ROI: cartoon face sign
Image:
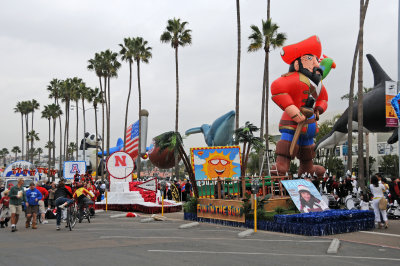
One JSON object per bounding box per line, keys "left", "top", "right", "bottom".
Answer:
{"left": 202, "top": 151, "right": 236, "bottom": 179}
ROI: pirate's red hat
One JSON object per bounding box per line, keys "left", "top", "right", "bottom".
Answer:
{"left": 280, "top": 35, "right": 322, "bottom": 64}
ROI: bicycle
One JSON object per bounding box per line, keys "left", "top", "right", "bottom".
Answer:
{"left": 66, "top": 201, "right": 78, "bottom": 231}
{"left": 78, "top": 204, "right": 91, "bottom": 224}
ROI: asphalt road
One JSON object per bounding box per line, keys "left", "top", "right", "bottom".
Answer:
{"left": 1, "top": 211, "right": 400, "bottom": 266}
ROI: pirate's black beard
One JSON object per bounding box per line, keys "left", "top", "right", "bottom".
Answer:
{"left": 299, "top": 65, "right": 323, "bottom": 85}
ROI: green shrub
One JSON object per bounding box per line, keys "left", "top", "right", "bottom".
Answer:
{"left": 274, "top": 207, "right": 285, "bottom": 214}
{"left": 183, "top": 197, "right": 198, "bottom": 213}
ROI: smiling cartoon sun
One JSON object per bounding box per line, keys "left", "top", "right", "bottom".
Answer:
{"left": 201, "top": 151, "right": 236, "bottom": 179}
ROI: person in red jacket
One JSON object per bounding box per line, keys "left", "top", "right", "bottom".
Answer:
{"left": 271, "top": 35, "right": 328, "bottom": 177}
{"left": 36, "top": 182, "right": 49, "bottom": 224}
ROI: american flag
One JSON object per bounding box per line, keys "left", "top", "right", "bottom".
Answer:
{"left": 125, "top": 120, "right": 139, "bottom": 158}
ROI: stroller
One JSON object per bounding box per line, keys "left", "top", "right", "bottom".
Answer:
{"left": 387, "top": 200, "right": 400, "bottom": 219}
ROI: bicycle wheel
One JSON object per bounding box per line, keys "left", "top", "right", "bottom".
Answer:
{"left": 67, "top": 207, "right": 72, "bottom": 231}
{"left": 86, "top": 208, "right": 91, "bottom": 223}
{"left": 69, "top": 204, "right": 78, "bottom": 229}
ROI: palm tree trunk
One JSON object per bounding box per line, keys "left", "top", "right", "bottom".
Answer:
{"left": 100, "top": 77, "right": 106, "bottom": 181}
{"left": 95, "top": 106, "right": 99, "bottom": 181}
{"left": 82, "top": 99, "right": 87, "bottom": 161}
{"left": 31, "top": 112, "right": 34, "bottom": 135}
{"left": 124, "top": 61, "right": 133, "bottom": 151}
{"left": 14, "top": 152, "right": 17, "bottom": 162}
{"left": 258, "top": 52, "right": 267, "bottom": 172}
{"left": 48, "top": 119, "right": 51, "bottom": 177}
{"left": 264, "top": 50, "right": 270, "bottom": 176}
{"left": 59, "top": 109, "right": 62, "bottom": 176}
{"left": 357, "top": 0, "right": 369, "bottom": 193}
{"left": 235, "top": 0, "right": 241, "bottom": 131}
{"left": 21, "top": 114, "right": 24, "bottom": 160}
{"left": 75, "top": 99, "right": 79, "bottom": 161}
{"left": 53, "top": 117, "right": 57, "bottom": 182}
{"left": 267, "top": 0, "right": 270, "bottom": 18}
{"left": 25, "top": 114, "right": 29, "bottom": 161}
{"left": 107, "top": 77, "right": 111, "bottom": 160}
{"left": 64, "top": 103, "right": 68, "bottom": 161}
{"left": 174, "top": 47, "right": 180, "bottom": 180}
{"left": 137, "top": 60, "right": 142, "bottom": 180}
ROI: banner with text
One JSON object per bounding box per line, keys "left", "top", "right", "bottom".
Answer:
{"left": 386, "top": 81, "right": 398, "bottom": 127}
{"left": 197, "top": 198, "right": 244, "bottom": 222}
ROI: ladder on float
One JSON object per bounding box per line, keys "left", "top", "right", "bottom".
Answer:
{"left": 259, "top": 149, "right": 278, "bottom": 177}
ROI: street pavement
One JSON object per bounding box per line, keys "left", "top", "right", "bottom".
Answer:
{"left": 0, "top": 211, "right": 400, "bottom": 266}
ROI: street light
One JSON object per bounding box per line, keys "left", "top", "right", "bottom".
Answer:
{"left": 70, "top": 105, "right": 97, "bottom": 163}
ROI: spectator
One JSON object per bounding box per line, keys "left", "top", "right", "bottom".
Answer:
{"left": 48, "top": 182, "right": 57, "bottom": 208}
{"left": 8, "top": 178, "right": 27, "bottom": 232}
{"left": 370, "top": 175, "right": 388, "bottom": 229}
{"left": 36, "top": 181, "right": 49, "bottom": 224}
{"left": 54, "top": 181, "right": 73, "bottom": 231}
{"left": 185, "top": 180, "right": 192, "bottom": 200}
{"left": 25, "top": 182, "right": 43, "bottom": 229}
{"left": 389, "top": 177, "right": 400, "bottom": 204}
{"left": 0, "top": 190, "right": 10, "bottom": 228}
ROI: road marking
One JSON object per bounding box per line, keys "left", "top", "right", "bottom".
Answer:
{"left": 99, "top": 236, "right": 330, "bottom": 243}
{"left": 147, "top": 250, "right": 400, "bottom": 262}
{"left": 76, "top": 228, "right": 238, "bottom": 233}
{"left": 359, "top": 231, "right": 400, "bottom": 238}
{"left": 326, "top": 238, "right": 340, "bottom": 254}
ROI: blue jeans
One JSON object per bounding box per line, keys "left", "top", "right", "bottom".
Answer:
{"left": 55, "top": 198, "right": 74, "bottom": 226}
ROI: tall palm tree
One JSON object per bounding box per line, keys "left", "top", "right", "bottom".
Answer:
{"left": 42, "top": 105, "right": 52, "bottom": 171}
{"left": 47, "top": 78, "right": 63, "bottom": 171}
{"left": 27, "top": 130, "right": 39, "bottom": 158}
{"left": 29, "top": 99, "right": 40, "bottom": 132}
{"left": 121, "top": 37, "right": 152, "bottom": 179}
{"left": 70, "top": 77, "right": 83, "bottom": 160}
{"left": 81, "top": 84, "right": 93, "bottom": 160}
{"left": 11, "top": 146, "right": 21, "bottom": 161}
{"left": 61, "top": 78, "right": 74, "bottom": 161}
{"left": 14, "top": 102, "right": 25, "bottom": 160}
{"left": 21, "top": 101, "right": 31, "bottom": 161}
{"left": 235, "top": 0, "right": 241, "bottom": 131}
{"left": 356, "top": 0, "right": 369, "bottom": 192}
{"left": 36, "top": 147, "right": 43, "bottom": 162}
{"left": 347, "top": 0, "right": 369, "bottom": 175}
{"left": 90, "top": 87, "right": 103, "bottom": 179}
{"left": 0, "top": 148, "right": 9, "bottom": 167}
{"left": 160, "top": 17, "right": 192, "bottom": 179}
{"left": 248, "top": 18, "right": 286, "bottom": 175}
{"left": 48, "top": 103, "right": 62, "bottom": 175}
{"left": 88, "top": 53, "right": 107, "bottom": 180}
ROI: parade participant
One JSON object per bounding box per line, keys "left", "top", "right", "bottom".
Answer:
{"left": 73, "top": 183, "right": 94, "bottom": 222}
{"left": 25, "top": 182, "right": 43, "bottom": 229}
{"left": 54, "top": 181, "right": 73, "bottom": 231}
{"left": 0, "top": 190, "right": 10, "bottom": 228}
{"left": 271, "top": 35, "right": 328, "bottom": 177}
{"left": 36, "top": 181, "right": 49, "bottom": 224}
{"left": 48, "top": 182, "right": 57, "bottom": 208}
{"left": 298, "top": 185, "right": 329, "bottom": 213}
{"left": 370, "top": 175, "right": 388, "bottom": 229}
{"left": 8, "top": 178, "right": 27, "bottom": 232}
{"left": 74, "top": 171, "right": 80, "bottom": 183}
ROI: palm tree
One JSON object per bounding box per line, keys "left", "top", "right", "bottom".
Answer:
{"left": 27, "top": 130, "right": 39, "bottom": 159}
{"left": 48, "top": 103, "right": 62, "bottom": 174}
{"left": 36, "top": 147, "right": 43, "bottom": 162}
{"left": 0, "top": 148, "right": 9, "bottom": 167}
{"left": 160, "top": 17, "right": 192, "bottom": 179}
{"left": 29, "top": 99, "right": 40, "bottom": 132}
{"left": 235, "top": 0, "right": 241, "bottom": 131}
{"left": 121, "top": 37, "right": 152, "bottom": 179}
{"left": 153, "top": 131, "right": 198, "bottom": 198}
{"left": 11, "top": 146, "right": 21, "bottom": 161}
{"left": 61, "top": 78, "right": 74, "bottom": 161}
{"left": 88, "top": 53, "right": 107, "bottom": 180}
{"left": 90, "top": 87, "right": 103, "bottom": 179}
{"left": 14, "top": 102, "right": 25, "bottom": 160}
{"left": 42, "top": 105, "right": 52, "bottom": 171}
{"left": 81, "top": 84, "right": 92, "bottom": 160}
{"left": 47, "top": 78, "right": 64, "bottom": 172}
{"left": 356, "top": 0, "right": 369, "bottom": 192}
{"left": 248, "top": 18, "right": 286, "bottom": 175}
{"left": 347, "top": 0, "right": 369, "bottom": 177}
{"left": 100, "top": 50, "right": 121, "bottom": 158}
{"left": 234, "top": 122, "right": 264, "bottom": 176}
{"left": 21, "top": 101, "right": 31, "bottom": 161}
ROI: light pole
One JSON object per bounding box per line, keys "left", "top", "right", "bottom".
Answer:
{"left": 71, "top": 105, "right": 96, "bottom": 163}
{"left": 251, "top": 178, "right": 260, "bottom": 232}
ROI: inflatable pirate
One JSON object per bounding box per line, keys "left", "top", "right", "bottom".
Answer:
{"left": 271, "top": 35, "right": 329, "bottom": 177}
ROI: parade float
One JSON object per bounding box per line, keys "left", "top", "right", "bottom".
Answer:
{"left": 93, "top": 111, "right": 182, "bottom": 214}
{"left": 182, "top": 36, "right": 375, "bottom": 236}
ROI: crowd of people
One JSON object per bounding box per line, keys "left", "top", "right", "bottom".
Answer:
{"left": 0, "top": 171, "right": 104, "bottom": 232}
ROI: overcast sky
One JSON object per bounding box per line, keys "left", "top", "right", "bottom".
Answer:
{"left": 0, "top": 0, "right": 398, "bottom": 158}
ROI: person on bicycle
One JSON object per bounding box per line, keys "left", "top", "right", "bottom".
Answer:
{"left": 73, "top": 183, "right": 94, "bottom": 222}
{"left": 54, "top": 181, "right": 73, "bottom": 231}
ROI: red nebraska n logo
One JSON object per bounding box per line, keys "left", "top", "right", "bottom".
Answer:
{"left": 115, "top": 155, "right": 127, "bottom": 167}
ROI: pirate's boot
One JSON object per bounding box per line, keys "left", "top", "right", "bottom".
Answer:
{"left": 275, "top": 140, "right": 299, "bottom": 176}
{"left": 297, "top": 144, "right": 325, "bottom": 177}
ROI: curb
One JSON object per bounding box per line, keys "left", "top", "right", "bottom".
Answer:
{"left": 238, "top": 229, "right": 254, "bottom": 238}
{"left": 327, "top": 238, "right": 340, "bottom": 254}
{"left": 179, "top": 222, "right": 200, "bottom": 229}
